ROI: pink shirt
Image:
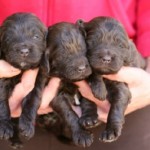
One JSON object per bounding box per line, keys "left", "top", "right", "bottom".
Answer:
{"left": 0, "top": 0, "right": 150, "bottom": 57}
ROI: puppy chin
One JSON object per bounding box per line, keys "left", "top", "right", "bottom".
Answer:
{"left": 19, "top": 62, "right": 31, "bottom": 70}
{"left": 66, "top": 70, "right": 92, "bottom": 81}
{"left": 67, "top": 74, "right": 91, "bottom": 82}
{"left": 67, "top": 78, "right": 85, "bottom": 82}
{"left": 9, "top": 61, "right": 31, "bottom": 70}
{"left": 20, "top": 62, "right": 27, "bottom": 68}
{"left": 71, "top": 77, "right": 88, "bottom": 82}
{"left": 94, "top": 67, "right": 121, "bottom": 74}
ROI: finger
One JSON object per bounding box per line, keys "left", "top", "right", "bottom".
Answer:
{"left": 37, "top": 107, "right": 53, "bottom": 115}
{"left": 0, "top": 60, "right": 21, "bottom": 78}
{"left": 97, "top": 106, "right": 108, "bottom": 123}
{"left": 75, "top": 80, "right": 101, "bottom": 104}
{"left": 103, "top": 66, "right": 150, "bottom": 85}
{"left": 75, "top": 80, "right": 110, "bottom": 111}
{"left": 11, "top": 107, "right": 22, "bottom": 118}
{"left": 9, "top": 82, "right": 26, "bottom": 114}
{"left": 39, "top": 77, "right": 61, "bottom": 109}
{"left": 9, "top": 68, "right": 39, "bottom": 116}
{"left": 20, "top": 68, "right": 39, "bottom": 90}
{"left": 72, "top": 103, "right": 109, "bottom": 123}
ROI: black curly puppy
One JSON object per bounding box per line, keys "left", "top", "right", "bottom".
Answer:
{"left": 77, "top": 17, "right": 146, "bottom": 142}
{"left": 0, "top": 12, "right": 47, "bottom": 147}
{"left": 20, "top": 22, "right": 100, "bottom": 147}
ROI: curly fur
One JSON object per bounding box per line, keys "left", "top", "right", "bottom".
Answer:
{"left": 0, "top": 12, "right": 47, "bottom": 148}
{"left": 19, "top": 22, "right": 99, "bottom": 147}
{"left": 77, "top": 16, "right": 146, "bottom": 142}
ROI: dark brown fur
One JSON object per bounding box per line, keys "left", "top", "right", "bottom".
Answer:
{"left": 19, "top": 22, "right": 99, "bottom": 147}
{"left": 77, "top": 16, "right": 146, "bottom": 142}
{"left": 0, "top": 12, "right": 47, "bottom": 148}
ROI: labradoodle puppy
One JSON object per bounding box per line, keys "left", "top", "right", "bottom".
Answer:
{"left": 0, "top": 12, "right": 47, "bottom": 147}
{"left": 20, "top": 22, "right": 100, "bottom": 147}
{"left": 76, "top": 16, "right": 146, "bottom": 142}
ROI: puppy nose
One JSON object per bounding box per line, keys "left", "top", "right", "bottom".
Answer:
{"left": 101, "top": 56, "right": 111, "bottom": 63}
{"left": 20, "top": 48, "right": 29, "bottom": 57}
{"left": 78, "top": 65, "right": 86, "bottom": 72}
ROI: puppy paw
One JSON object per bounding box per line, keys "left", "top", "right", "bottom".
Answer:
{"left": 19, "top": 115, "right": 35, "bottom": 139}
{"left": 100, "top": 125, "right": 122, "bottom": 142}
{"left": 0, "top": 120, "right": 13, "bottom": 140}
{"left": 88, "top": 75, "right": 107, "bottom": 100}
{"left": 91, "top": 84, "right": 107, "bottom": 100}
{"left": 10, "top": 140, "right": 23, "bottom": 149}
{"left": 72, "top": 129, "right": 94, "bottom": 147}
{"left": 79, "top": 115, "right": 100, "bottom": 129}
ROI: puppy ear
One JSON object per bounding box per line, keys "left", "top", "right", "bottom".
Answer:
{"left": 76, "top": 19, "right": 85, "bottom": 28}
{"left": 40, "top": 48, "right": 50, "bottom": 75}
{"left": 44, "top": 29, "right": 48, "bottom": 41}
{"left": 124, "top": 40, "right": 146, "bottom": 68}
{"left": 128, "top": 40, "right": 137, "bottom": 51}
{"left": 76, "top": 19, "right": 87, "bottom": 37}
{"left": 123, "top": 40, "right": 135, "bottom": 65}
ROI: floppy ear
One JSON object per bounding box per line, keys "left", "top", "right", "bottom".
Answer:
{"left": 76, "top": 19, "right": 85, "bottom": 28}
{"left": 76, "top": 19, "right": 87, "bottom": 37}
{"left": 40, "top": 48, "right": 50, "bottom": 76}
{"left": 123, "top": 40, "right": 136, "bottom": 65}
{"left": 124, "top": 40, "right": 146, "bottom": 68}
{"left": 44, "top": 29, "right": 48, "bottom": 41}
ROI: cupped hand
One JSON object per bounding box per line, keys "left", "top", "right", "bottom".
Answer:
{"left": 8, "top": 65, "right": 150, "bottom": 124}
{"left": 9, "top": 68, "right": 61, "bottom": 117}
{"left": 0, "top": 57, "right": 61, "bottom": 117}
{"left": 9, "top": 68, "right": 39, "bottom": 117}
{"left": 75, "top": 67, "right": 150, "bottom": 122}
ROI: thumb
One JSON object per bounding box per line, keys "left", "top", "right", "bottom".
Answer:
{"left": 103, "top": 67, "right": 149, "bottom": 85}
{"left": 40, "top": 77, "right": 61, "bottom": 109}
{"left": 0, "top": 60, "right": 21, "bottom": 78}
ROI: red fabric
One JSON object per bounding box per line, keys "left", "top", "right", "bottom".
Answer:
{"left": 0, "top": 0, "right": 150, "bottom": 57}
{"left": 0, "top": 0, "right": 48, "bottom": 25}
{"left": 136, "top": 0, "right": 150, "bottom": 57}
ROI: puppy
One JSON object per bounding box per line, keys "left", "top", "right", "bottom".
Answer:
{"left": 20, "top": 22, "right": 99, "bottom": 147}
{"left": 77, "top": 17, "right": 146, "bottom": 142}
{"left": 0, "top": 12, "right": 47, "bottom": 147}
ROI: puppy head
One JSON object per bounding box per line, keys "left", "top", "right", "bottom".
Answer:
{"left": 0, "top": 12, "right": 47, "bottom": 70}
{"left": 46, "top": 22, "right": 92, "bottom": 81}
{"left": 77, "top": 17, "right": 132, "bottom": 74}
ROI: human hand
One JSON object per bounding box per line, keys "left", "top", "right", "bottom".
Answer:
{"left": 75, "top": 66, "right": 150, "bottom": 122}
{"left": 0, "top": 52, "right": 60, "bottom": 117}
{"left": 9, "top": 68, "right": 61, "bottom": 117}
{"left": 9, "top": 65, "right": 150, "bottom": 124}
{"left": 9, "top": 68, "right": 39, "bottom": 117}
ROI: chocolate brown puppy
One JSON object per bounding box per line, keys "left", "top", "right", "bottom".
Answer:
{"left": 0, "top": 12, "right": 47, "bottom": 147}
{"left": 77, "top": 17, "right": 146, "bottom": 142}
{"left": 21, "top": 22, "right": 99, "bottom": 147}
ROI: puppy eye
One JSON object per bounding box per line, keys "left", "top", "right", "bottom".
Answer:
{"left": 33, "top": 35, "right": 40, "bottom": 40}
